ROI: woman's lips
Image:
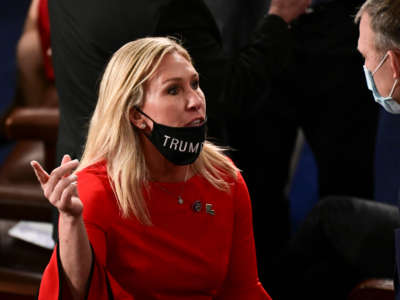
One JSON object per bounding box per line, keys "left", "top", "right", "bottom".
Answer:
{"left": 186, "top": 117, "right": 205, "bottom": 127}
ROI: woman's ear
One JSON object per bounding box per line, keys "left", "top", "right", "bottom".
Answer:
{"left": 129, "top": 107, "right": 146, "bottom": 129}
{"left": 388, "top": 50, "right": 400, "bottom": 79}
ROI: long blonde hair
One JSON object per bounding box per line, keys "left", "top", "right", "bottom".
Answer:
{"left": 77, "top": 37, "right": 238, "bottom": 225}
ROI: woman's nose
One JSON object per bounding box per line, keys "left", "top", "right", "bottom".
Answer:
{"left": 186, "top": 90, "right": 204, "bottom": 111}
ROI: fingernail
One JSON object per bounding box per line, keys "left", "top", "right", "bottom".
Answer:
{"left": 69, "top": 174, "right": 78, "bottom": 181}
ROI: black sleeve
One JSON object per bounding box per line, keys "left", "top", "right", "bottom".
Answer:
{"left": 156, "top": 0, "right": 293, "bottom": 124}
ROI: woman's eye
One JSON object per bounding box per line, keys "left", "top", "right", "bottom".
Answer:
{"left": 191, "top": 79, "right": 199, "bottom": 90}
{"left": 167, "top": 86, "right": 179, "bottom": 95}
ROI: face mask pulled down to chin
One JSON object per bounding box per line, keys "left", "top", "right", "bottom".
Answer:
{"left": 135, "top": 108, "right": 207, "bottom": 165}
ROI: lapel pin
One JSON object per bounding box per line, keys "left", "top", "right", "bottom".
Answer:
{"left": 192, "top": 200, "right": 202, "bottom": 213}
{"left": 206, "top": 203, "right": 215, "bottom": 216}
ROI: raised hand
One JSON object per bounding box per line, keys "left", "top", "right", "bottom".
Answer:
{"left": 33, "top": 155, "right": 93, "bottom": 299}
{"left": 31, "top": 154, "right": 83, "bottom": 218}
{"left": 269, "top": 0, "right": 312, "bottom": 23}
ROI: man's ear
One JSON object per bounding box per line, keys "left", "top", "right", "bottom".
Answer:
{"left": 388, "top": 50, "right": 400, "bottom": 79}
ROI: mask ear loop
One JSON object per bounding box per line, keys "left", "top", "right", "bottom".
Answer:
{"left": 389, "top": 78, "right": 399, "bottom": 97}
{"left": 134, "top": 107, "right": 152, "bottom": 121}
{"left": 134, "top": 106, "right": 157, "bottom": 126}
{"left": 372, "top": 52, "right": 389, "bottom": 75}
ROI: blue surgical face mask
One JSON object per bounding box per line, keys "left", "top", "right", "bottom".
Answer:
{"left": 363, "top": 53, "right": 400, "bottom": 114}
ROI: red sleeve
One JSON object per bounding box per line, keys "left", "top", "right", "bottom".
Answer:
{"left": 38, "top": 240, "right": 134, "bottom": 300}
{"left": 38, "top": 168, "right": 134, "bottom": 300}
{"left": 215, "top": 172, "right": 272, "bottom": 300}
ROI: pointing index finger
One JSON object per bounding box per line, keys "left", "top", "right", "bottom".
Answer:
{"left": 30, "top": 160, "right": 50, "bottom": 185}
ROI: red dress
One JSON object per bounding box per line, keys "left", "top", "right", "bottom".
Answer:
{"left": 38, "top": 161, "right": 271, "bottom": 299}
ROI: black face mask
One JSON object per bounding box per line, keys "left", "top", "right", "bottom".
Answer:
{"left": 135, "top": 108, "right": 207, "bottom": 165}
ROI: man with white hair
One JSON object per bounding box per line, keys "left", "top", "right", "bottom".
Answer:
{"left": 357, "top": 1, "right": 400, "bottom": 114}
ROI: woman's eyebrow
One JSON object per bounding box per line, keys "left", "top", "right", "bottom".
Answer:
{"left": 162, "top": 77, "right": 183, "bottom": 84}
{"left": 162, "top": 73, "right": 198, "bottom": 84}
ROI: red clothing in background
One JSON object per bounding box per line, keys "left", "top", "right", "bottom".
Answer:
{"left": 38, "top": 160, "right": 270, "bottom": 299}
{"left": 38, "top": 0, "right": 54, "bottom": 81}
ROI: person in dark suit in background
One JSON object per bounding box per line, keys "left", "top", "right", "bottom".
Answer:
{"left": 216, "top": 0, "right": 379, "bottom": 284}
{"left": 262, "top": 1, "right": 400, "bottom": 299}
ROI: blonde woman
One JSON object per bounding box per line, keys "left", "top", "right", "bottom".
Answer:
{"left": 32, "top": 37, "right": 270, "bottom": 300}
